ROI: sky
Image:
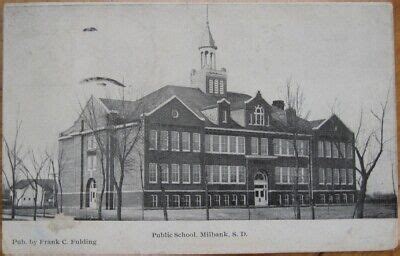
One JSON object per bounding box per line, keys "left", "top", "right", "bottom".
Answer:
{"left": 3, "top": 3, "right": 396, "bottom": 193}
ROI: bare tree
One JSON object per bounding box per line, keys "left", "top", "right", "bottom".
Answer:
{"left": 2, "top": 119, "right": 24, "bottom": 220}
{"left": 285, "top": 79, "right": 311, "bottom": 220}
{"left": 353, "top": 91, "right": 389, "bottom": 218}
{"left": 47, "top": 148, "right": 65, "bottom": 214}
{"left": 20, "top": 150, "right": 48, "bottom": 221}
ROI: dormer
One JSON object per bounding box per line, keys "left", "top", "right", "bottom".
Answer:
{"left": 245, "top": 91, "right": 271, "bottom": 128}
{"left": 217, "top": 98, "right": 231, "bottom": 125}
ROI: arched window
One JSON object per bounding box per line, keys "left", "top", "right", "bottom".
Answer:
{"left": 208, "top": 79, "right": 213, "bottom": 93}
{"left": 254, "top": 105, "right": 265, "bottom": 125}
{"left": 214, "top": 79, "right": 219, "bottom": 94}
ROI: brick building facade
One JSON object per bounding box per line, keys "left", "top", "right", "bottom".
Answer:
{"left": 59, "top": 15, "right": 356, "bottom": 212}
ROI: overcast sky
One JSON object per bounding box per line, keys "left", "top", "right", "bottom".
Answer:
{"left": 3, "top": 3, "right": 396, "bottom": 193}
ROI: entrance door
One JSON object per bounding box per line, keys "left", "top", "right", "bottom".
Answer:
{"left": 89, "top": 180, "right": 97, "bottom": 208}
{"left": 254, "top": 172, "right": 268, "bottom": 206}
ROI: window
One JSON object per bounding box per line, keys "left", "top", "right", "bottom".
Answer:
{"left": 289, "top": 167, "right": 295, "bottom": 184}
{"left": 273, "top": 139, "right": 280, "bottom": 155}
{"left": 214, "top": 80, "right": 219, "bottom": 94}
{"left": 320, "top": 194, "right": 326, "bottom": 204}
{"left": 208, "top": 79, "right": 213, "bottom": 93}
{"left": 183, "top": 195, "right": 190, "bottom": 207}
{"left": 278, "top": 195, "right": 282, "bottom": 205}
{"left": 214, "top": 195, "right": 221, "bottom": 206}
{"left": 251, "top": 137, "right": 259, "bottom": 155}
{"left": 233, "top": 195, "right": 238, "bottom": 206}
{"left": 288, "top": 141, "right": 294, "bottom": 156}
{"left": 212, "top": 135, "right": 219, "bottom": 152}
{"left": 326, "top": 168, "right": 332, "bottom": 185}
{"left": 238, "top": 167, "right": 246, "bottom": 183}
{"left": 325, "top": 141, "right": 331, "bottom": 158}
{"left": 340, "top": 169, "right": 347, "bottom": 185}
{"left": 182, "top": 132, "right": 190, "bottom": 152}
{"left": 299, "top": 168, "right": 309, "bottom": 184}
{"left": 205, "top": 135, "right": 211, "bottom": 152}
{"left": 171, "top": 164, "right": 180, "bottom": 184}
{"left": 192, "top": 165, "right": 201, "bottom": 184}
{"left": 229, "top": 166, "right": 237, "bottom": 183}
{"left": 229, "top": 136, "right": 237, "bottom": 153}
{"left": 339, "top": 142, "right": 346, "bottom": 158}
{"left": 284, "top": 194, "right": 290, "bottom": 205}
{"left": 281, "top": 140, "right": 288, "bottom": 155}
{"left": 160, "top": 131, "right": 168, "bottom": 151}
{"left": 282, "top": 167, "right": 289, "bottom": 184}
{"left": 171, "top": 131, "right": 180, "bottom": 151}
{"left": 334, "top": 194, "right": 340, "bottom": 204}
{"left": 333, "top": 169, "right": 340, "bottom": 184}
{"left": 299, "top": 195, "right": 304, "bottom": 205}
{"left": 208, "top": 195, "right": 212, "bottom": 207}
{"left": 238, "top": 137, "right": 245, "bottom": 154}
{"left": 206, "top": 165, "right": 212, "bottom": 184}
{"left": 318, "top": 141, "right": 324, "bottom": 157}
{"left": 220, "top": 135, "right": 228, "bottom": 153}
{"left": 297, "top": 140, "right": 309, "bottom": 156}
{"left": 222, "top": 111, "right": 227, "bottom": 123}
{"left": 182, "top": 164, "right": 190, "bottom": 184}
{"left": 328, "top": 195, "right": 333, "bottom": 203}
{"left": 221, "top": 166, "right": 229, "bottom": 183}
{"left": 149, "top": 163, "right": 157, "bottom": 183}
{"left": 274, "top": 167, "right": 281, "bottom": 184}
{"left": 88, "top": 135, "right": 97, "bottom": 150}
{"left": 342, "top": 194, "right": 348, "bottom": 204}
{"left": 165, "top": 195, "right": 169, "bottom": 207}
{"left": 195, "top": 195, "right": 201, "bottom": 207}
{"left": 160, "top": 164, "right": 169, "bottom": 184}
{"left": 173, "top": 195, "right": 180, "bottom": 207}
{"left": 241, "top": 195, "right": 246, "bottom": 206}
{"left": 192, "top": 133, "right": 200, "bottom": 152}
{"left": 149, "top": 130, "right": 157, "bottom": 150}
{"left": 87, "top": 155, "right": 97, "bottom": 176}
{"left": 261, "top": 138, "right": 268, "bottom": 155}
{"left": 347, "top": 169, "right": 354, "bottom": 185}
{"left": 332, "top": 143, "right": 339, "bottom": 158}
{"left": 151, "top": 195, "right": 158, "bottom": 207}
{"left": 213, "top": 166, "right": 221, "bottom": 183}
{"left": 350, "top": 194, "right": 355, "bottom": 203}
{"left": 254, "top": 105, "right": 265, "bottom": 125}
{"left": 224, "top": 195, "right": 229, "bottom": 206}
{"left": 319, "top": 168, "right": 325, "bottom": 185}
{"left": 219, "top": 80, "right": 224, "bottom": 94}
{"left": 346, "top": 143, "right": 353, "bottom": 159}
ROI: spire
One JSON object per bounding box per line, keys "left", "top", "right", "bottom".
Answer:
{"left": 199, "top": 5, "right": 216, "bottom": 50}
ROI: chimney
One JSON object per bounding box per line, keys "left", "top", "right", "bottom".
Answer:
{"left": 273, "top": 100, "right": 285, "bottom": 110}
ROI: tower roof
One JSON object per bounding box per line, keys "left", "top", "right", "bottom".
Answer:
{"left": 199, "top": 17, "right": 217, "bottom": 49}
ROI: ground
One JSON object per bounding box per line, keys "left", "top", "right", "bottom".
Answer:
{"left": 3, "top": 203, "right": 396, "bottom": 221}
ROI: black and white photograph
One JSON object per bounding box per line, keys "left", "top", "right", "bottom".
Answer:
{"left": 2, "top": 2, "right": 397, "bottom": 254}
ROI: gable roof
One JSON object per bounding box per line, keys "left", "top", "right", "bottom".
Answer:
{"left": 13, "top": 179, "right": 55, "bottom": 191}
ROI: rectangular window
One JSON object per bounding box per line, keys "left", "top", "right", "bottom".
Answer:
{"left": 171, "top": 131, "right": 180, "bottom": 151}
{"left": 350, "top": 194, "right": 355, "bottom": 203}
{"left": 160, "top": 164, "right": 169, "bottom": 184}
{"left": 149, "top": 130, "right": 157, "bottom": 150}
{"left": 334, "top": 194, "right": 340, "bottom": 204}
{"left": 278, "top": 194, "right": 282, "bottom": 205}
{"left": 215, "top": 195, "right": 221, "bottom": 206}
{"left": 333, "top": 169, "right": 340, "bottom": 184}
{"left": 325, "top": 141, "right": 331, "bottom": 158}
{"left": 220, "top": 135, "right": 228, "bottom": 153}
{"left": 171, "top": 164, "right": 180, "bottom": 184}
{"left": 320, "top": 194, "right": 326, "bottom": 204}
{"left": 208, "top": 195, "right": 212, "bottom": 207}
{"left": 221, "top": 166, "right": 229, "bottom": 183}
{"left": 212, "top": 166, "right": 220, "bottom": 183}
{"left": 319, "top": 168, "right": 325, "bottom": 185}
{"left": 212, "top": 135, "right": 220, "bottom": 152}
{"left": 151, "top": 195, "right": 158, "bottom": 207}
{"left": 182, "top": 132, "right": 190, "bottom": 152}
{"left": 340, "top": 169, "right": 347, "bottom": 185}
{"left": 299, "top": 168, "right": 309, "bottom": 184}
{"left": 87, "top": 155, "right": 97, "bottom": 172}
{"left": 222, "top": 110, "right": 227, "bottom": 123}
{"left": 182, "top": 164, "right": 190, "bottom": 184}
{"left": 238, "top": 137, "right": 245, "bottom": 154}
{"left": 275, "top": 167, "right": 282, "bottom": 184}
{"left": 192, "top": 133, "right": 201, "bottom": 152}
{"left": 241, "top": 195, "right": 246, "bottom": 206}
{"left": 205, "top": 135, "right": 211, "bottom": 152}
{"left": 297, "top": 140, "right": 309, "bottom": 156}
{"left": 183, "top": 195, "right": 190, "bottom": 207}
{"left": 284, "top": 194, "right": 290, "bottom": 205}
{"left": 251, "top": 137, "right": 259, "bottom": 155}
{"left": 346, "top": 143, "right": 353, "bottom": 159}
{"left": 229, "top": 136, "right": 237, "bottom": 153}
{"left": 149, "top": 163, "right": 157, "bottom": 183}
{"left": 229, "top": 166, "right": 237, "bottom": 183}
{"left": 195, "top": 195, "right": 201, "bottom": 207}
{"left": 289, "top": 167, "right": 295, "bottom": 184}
{"left": 233, "top": 195, "right": 238, "bottom": 206}
{"left": 318, "top": 141, "right": 324, "bottom": 157}
{"left": 160, "top": 131, "right": 169, "bottom": 151}
{"left": 347, "top": 169, "right": 354, "bottom": 185}
{"left": 332, "top": 143, "right": 339, "bottom": 158}
{"left": 165, "top": 195, "right": 169, "bottom": 207}
{"left": 282, "top": 167, "right": 289, "bottom": 184}
{"left": 208, "top": 79, "right": 213, "bottom": 93}
{"left": 224, "top": 195, "right": 229, "bottom": 206}
{"left": 88, "top": 135, "right": 97, "bottom": 150}
{"left": 329, "top": 195, "right": 333, "bottom": 203}
{"left": 288, "top": 140, "right": 295, "bottom": 156}
{"left": 342, "top": 194, "right": 348, "bottom": 204}
{"left": 173, "top": 195, "right": 180, "bottom": 207}
{"left": 238, "top": 166, "right": 246, "bottom": 183}
{"left": 192, "top": 165, "right": 201, "bottom": 184}
{"left": 260, "top": 138, "right": 268, "bottom": 155}
{"left": 273, "top": 139, "right": 280, "bottom": 155}
{"left": 206, "top": 165, "right": 212, "bottom": 184}
{"left": 281, "top": 139, "right": 288, "bottom": 155}
{"left": 339, "top": 142, "right": 346, "bottom": 158}
{"left": 326, "top": 168, "right": 332, "bottom": 184}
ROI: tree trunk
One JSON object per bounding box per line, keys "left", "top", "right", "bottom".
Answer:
{"left": 98, "top": 178, "right": 105, "bottom": 220}
{"left": 117, "top": 188, "right": 122, "bottom": 220}
{"left": 161, "top": 185, "right": 168, "bottom": 221}
{"left": 11, "top": 180, "right": 16, "bottom": 220}
{"left": 355, "top": 176, "right": 367, "bottom": 219}
{"left": 33, "top": 184, "right": 38, "bottom": 221}
{"left": 59, "top": 180, "right": 63, "bottom": 213}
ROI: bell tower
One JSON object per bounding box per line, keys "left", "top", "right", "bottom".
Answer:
{"left": 191, "top": 6, "right": 227, "bottom": 96}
